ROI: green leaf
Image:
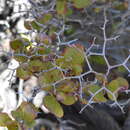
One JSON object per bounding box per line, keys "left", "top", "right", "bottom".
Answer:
{"left": 113, "top": 2, "right": 128, "bottom": 11}
{"left": 37, "top": 46, "right": 51, "bottom": 55}
{"left": 88, "top": 55, "right": 106, "bottom": 65}
{"left": 88, "top": 85, "right": 107, "bottom": 102}
{"left": 107, "top": 77, "right": 129, "bottom": 100}
{"left": 63, "top": 47, "right": 85, "bottom": 65}
{"left": 64, "top": 25, "right": 75, "bottom": 36}
{"left": 56, "top": 80, "right": 78, "bottom": 93}
{"left": 88, "top": 55, "right": 107, "bottom": 73}
{"left": 37, "top": 13, "right": 52, "bottom": 24}
{"left": 56, "top": 47, "right": 84, "bottom": 76}
{"left": 47, "top": 26, "right": 57, "bottom": 40}
{"left": 57, "top": 92, "right": 77, "bottom": 105}
{"left": 107, "top": 77, "right": 129, "bottom": 92}
{"left": 56, "top": 0, "right": 67, "bottom": 15}
{"left": 28, "top": 59, "right": 53, "bottom": 73}
{"left": 31, "top": 21, "right": 41, "bottom": 31}
{"left": 28, "top": 59, "right": 44, "bottom": 72}
{"left": 39, "top": 69, "right": 63, "bottom": 86}
{"left": 10, "top": 39, "right": 24, "bottom": 51}
{"left": 12, "top": 102, "right": 38, "bottom": 128}
{"left": 0, "top": 113, "right": 18, "bottom": 130}
{"left": 71, "top": 64, "right": 83, "bottom": 75}
{"left": 56, "top": 57, "right": 71, "bottom": 69}
{"left": 72, "top": 0, "right": 92, "bottom": 9}
{"left": 14, "top": 55, "right": 28, "bottom": 63}
{"left": 43, "top": 95, "right": 64, "bottom": 118}
{"left": 41, "top": 61, "right": 53, "bottom": 70}
{"left": 16, "top": 64, "right": 32, "bottom": 80}
{"left": 65, "top": 8, "right": 73, "bottom": 16}
{"left": 117, "top": 66, "right": 127, "bottom": 73}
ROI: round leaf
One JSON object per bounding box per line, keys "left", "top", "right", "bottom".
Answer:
{"left": 43, "top": 95, "right": 64, "bottom": 118}
{"left": 56, "top": 80, "right": 78, "bottom": 93}
{"left": 0, "top": 113, "right": 18, "bottom": 130}
{"left": 28, "top": 59, "right": 44, "bottom": 72}
{"left": 12, "top": 102, "right": 38, "bottom": 128}
{"left": 31, "top": 21, "right": 41, "bottom": 31}
{"left": 63, "top": 47, "right": 85, "bottom": 65}
{"left": 39, "top": 69, "right": 63, "bottom": 86}
{"left": 86, "top": 85, "right": 107, "bottom": 102}
{"left": 10, "top": 39, "right": 24, "bottom": 51}
{"left": 107, "top": 77, "right": 129, "bottom": 100}
{"left": 56, "top": 0, "right": 67, "bottom": 15}
{"left": 14, "top": 55, "right": 28, "bottom": 63}
{"left": 57, "top": 92, "right": 77, "bottom": 105}
{"left": 37, "top": 13, "right": 52, "bottom": 24}
{"left": 73, "top": 0, "right": 92, "bottom": 9}
{"left": 16, "top": 64, "right": 32, "bottom": 80}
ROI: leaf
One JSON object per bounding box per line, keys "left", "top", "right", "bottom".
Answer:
{"left": 6, "top": 122, "right": 18, "bottom": 130}
{"left": 71, "top": 64, "right": 83, "bottom": 75}
{"left": 87, "top": 85, "right": 107, "bottom": 102}
{"left": 88, "top": 55, "right": 106, "bottom": 65}
{"left": 56, "top": 46, "right": 85, "bottom": 76}
{"left": 10, "top": 39, "right": 24, "bottom": 51}
{"left": 14, "top": 55, "right": 28, "bottom": 63}
{"left": 47, "top": 26, "right": 57, "bottom": 40}
{"left": 65, "top": 8, "right": 73, "bottom": 16}
{"left": 37, "top": 13, "right": 52, "bottom": 24}
{"left": 40, "top": 61, "right": 53, "bottom": 70}
{"left": 16, "top": 64, "right": 32, "bottom": 80}
{"left": 56, "top": 92, "right": 77, "bottom": 105}
{"left": 0, "top": 113, "right": 18, "bottom": 130}
{"left": 56, "top": 57, "right": 72, "bottom": 69}
{"left": 31, "top": 21, "right": 41, "bottom": 31}
{"left": 56, "top": 0, "right": 67, "bottom": 15}
{"left": 117, "top": 66, "right": 127, "bottom": 73}
{"left": 39, "top": 69, "right": 63, "bottom": 86}
{"left": 107, "top": 77, "right": 129, "bottom": 100}
{"left": 107, "top": 77, "right": 129, "bottom": 92}
{"left": 43, "top": 95, "right": 64, "bottom": 117}
{"left": 63, "top": 47, "right": 85, "bottom": 65}
{"left": 56, "top": 80, "right": 78, "bottom": 93}
{"left": 113, "top": 1, "right": 128, "bottom": 11}
{"left": 37, "top": 46, "right": 51, "bottom": 55}
{"left": 88, "top": 55, "right": 107, "bottom": 73}
{"left": 12, "top": 102, "right": 38, "bottom": 128}
{"left": 64, "top": 25, "right": 75, "bottom": 36}
{"left": 72, "top": 0, "right": 92, "bottom": 9}
{"left": 56, "top": 47, "right": 85, "bottom": 75}
{"left": 28, "top": 59, "right": 44, "bottom": 72}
